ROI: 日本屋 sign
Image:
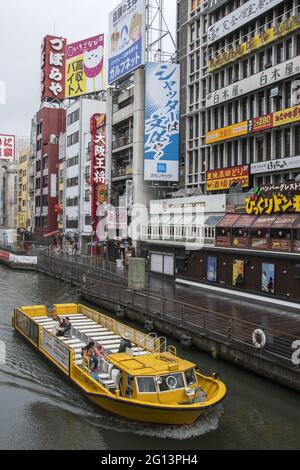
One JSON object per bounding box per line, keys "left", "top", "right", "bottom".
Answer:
{"left": 208, "top": 13, "right": 300, "bottom": 72}
{"left": 207, "top": 0, "right": 283, "bottom": 45}
{"left": 108, "top": 0, "right": 145, "bottom": 85}
{"left": 251, "top": 156, "right": 300, "bottom": 175}
{"left": 144, "top": 62, "right": 180, "bottom": 182}
{"left": 245, "top": 182, "right": 300, "bottom": 215}
{"left": 206, "top": 165, "right": 249, "bottom": 192}
{"left": 41, "top": 35, "right": 66, "bottom": 100}
{"left": 206, "top": 56, "right": 300, "bottom": 108}
{"left": 205, "top": 121, "right": 248, "bottom": 145}
{"left": 66, "top": 34, "right": 104, "bottom": 98}
{"left": 0, "top": 134, "right": 15, "bottom": 161}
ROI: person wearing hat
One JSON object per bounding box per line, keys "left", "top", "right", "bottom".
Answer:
{"left": 118, "top": 333, "right": 132, "bottom": 354}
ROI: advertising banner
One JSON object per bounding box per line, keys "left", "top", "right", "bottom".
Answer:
{"left": 262, "top": 263, "right": 275, "bottom": 294}
{"left": 206, "top": 165, "right": 249, "bottom": 192}
{"left": 41, "top": 329, "right": 70, "bottom": 372}
{"left": 250, "top": 114, "right": 273, "bottom": 133}
{"left": 273, "top": 105, "right": 300, "bottom": 127}
{"left": 108, "top": 0, "right": 145, "bottom": 84}
{"left": 206, "top": 56, "right": 300, "bottom": 108}
{"left": 207, "top": 257, "right": 217, "bottom": 282}
{"left": 208, "top": 0, "right": 283, "bottom": 44}
{"left": 144, "top": 62, "right": 180, "bottom": 182}
{"left": 66, "top": 35, "right": 104, "bottom": 98}
{"left": 0, "top": 134, "right": 15, "bottom": 161}
{"left": 251, "top": 156, "right": 300, "bottom": 175}
{"left": 232, "top": 260, "right": 245, "bottom": 287}
{"left": 41, "top": 35, "right": 66, "bottom": 100}
{"left": 205, "top": 122, "right": 248, "bottom": 145}
{"left": 208, "top": 12, "right": 300, "bottom": 72}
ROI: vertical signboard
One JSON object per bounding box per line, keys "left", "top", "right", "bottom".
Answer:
{"left": 90, "top": 114, "right": 108, "bottom": 244}
{"left": 108, "top": 0, "right": 145, "bottom": 84}
{"left": 41, "top": 35, "right": 66, "bottom": 100}
{"left": 0, "top": 134, "right": 15, "bottom": 161}
{"left": 66, "top": 34, "right": 104, "bottom": 98}
{"left": 144, "top": 62, "right": 180, "bottom": 182}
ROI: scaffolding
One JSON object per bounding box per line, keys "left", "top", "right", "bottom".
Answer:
{"left": 145, "top": 0, "right": 177, "bottom": 63}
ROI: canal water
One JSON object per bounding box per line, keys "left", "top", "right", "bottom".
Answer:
{"left": 0, "top": 264, "right": 299, "bottom": 450}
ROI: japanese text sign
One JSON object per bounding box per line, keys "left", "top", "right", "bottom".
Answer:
{"left": 207, "top": 165, "right": 249, "bottom": 192}
{"left": 66, "top": 34, "right": 104, "bottom": 98}
{"left": 246, "top": 182, "right": 300, "bottom": 215}
{"left": 108, "top": 0, "right": 145, "bottom": 84}
{"left": 0, "top": 134, "right": 15, "bottom": 161}
{"left": 144, "top": 62, "right": 180, "bottom": 182}
{"left": 41, "top": 35, "right": 66, "bottom": 100}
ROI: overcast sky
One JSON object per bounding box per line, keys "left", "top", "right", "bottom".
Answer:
{"left": 0, "top": 0, "right": 176, "bottom": 138}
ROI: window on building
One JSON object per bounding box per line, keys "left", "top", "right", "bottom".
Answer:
{"left": 42, "top": 175, "right": 48, "bottom": 187}
{"left": 275, "top": 130, "right": 282, "bottom": 158}
{"left": 256, "top": 138, "right": 264, "bottom": 162}
{"left": 276, "top": 43, "right": 284, "bottom": 64}
{"left": 67, "top": 131, "right": 79, "bottom": 147}
{"left": 295, "top": 126, "right": 300, "bottom": 155}
{"left": 284, "top": 128, "right": 291, "bottom": 157}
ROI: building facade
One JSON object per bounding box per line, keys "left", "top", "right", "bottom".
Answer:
{"left": 63, "top": 97, "right": 106, "bottom": 253}
{"left": 34, "top": 106, "right": 66, "bottom": 236}
{"left": 178, "top": 0, "right": 300, "bottom": 193}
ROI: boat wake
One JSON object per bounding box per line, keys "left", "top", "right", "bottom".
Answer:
{"left": 84, "top": 405, "right": 224, "bottom": 440}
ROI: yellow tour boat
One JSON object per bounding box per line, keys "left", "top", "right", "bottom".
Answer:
{"left": 12, "top": 303, "right": 226, "bottom": 426}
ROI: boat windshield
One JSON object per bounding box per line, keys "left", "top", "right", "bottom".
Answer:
{"left": 185, "top": 368, "right": 197, "bottom": 386}
{"left": 137, "top": 377, "right": 156, "bottom": 394}
{"left": 157, "top": 373, "right": 185, "bottom": 392}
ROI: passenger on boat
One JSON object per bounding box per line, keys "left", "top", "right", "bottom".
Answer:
{"left": 118, "top": 334, "right": 132, "bottom": 354}
{"left": 82, "top": 341, "right": 99, "bottom": 371}
{"left": 94, "top": 343, "right": 106, "bottom": 360}
{"left": 56, "top": 317, "right": 72, "bottom": 338}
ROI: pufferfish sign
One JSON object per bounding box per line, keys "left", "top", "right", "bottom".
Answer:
{"left": 65, "top": 34, "right": 104, "bottom": 98}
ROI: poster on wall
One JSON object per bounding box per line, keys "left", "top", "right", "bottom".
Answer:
{"left": 108, "top": 0, "right": 145, "bottom": 84}
{"left": 144, "top": 62, "right": 180, "bottom": 182}
{"left": 232, "top": 260, "right": 245, "bottom": 287}
{"left": 66, "top": 34, "right": 104, "bottom": 98}
{"left": 262, "top": 263, "right": 275, "bottom": 294}
{"left": 207, "top": 257, "right": 217, "bottom": 282}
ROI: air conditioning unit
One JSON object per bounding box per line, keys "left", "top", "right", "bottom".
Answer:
{"left": 49, "top": 134, "right": 58, "bottom": 144}
{"left": 270, "top": 86, "right": 281, "bottom": 98}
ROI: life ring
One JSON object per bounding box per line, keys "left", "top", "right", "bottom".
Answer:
{"left": 252, "top": 329, "right": 267, "bottom": 349}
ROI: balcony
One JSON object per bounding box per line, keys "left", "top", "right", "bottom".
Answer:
{"left": 112, "top": 164, "right": 133, "bottom": 180}
{"left": 112, "top": 134, "right": 133, "bottom": 151}
{"left": 142, "top": 224, "right": 216, "bottom": 247}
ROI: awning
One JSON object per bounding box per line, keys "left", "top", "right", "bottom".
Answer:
{"left": 233, "top": 215, "right": 257, "bottom": 228}
{"left": 216, "top": 214, "right": 241, "bottom": 228}
{"left": 293, "top": 217, "right": 300, "bottom": 229}
{"left": 205, "top": 215, "right": 224, "bottom": 226}
{"left": 43, "top": 230, "right": 60, "bottom": 238}
{"left": 271, "top": 215, "right": 299, "bottom": 229}
{"left": 251, "top": 215, "right": 278, "bottom": 228}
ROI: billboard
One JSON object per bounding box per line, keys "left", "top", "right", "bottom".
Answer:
{"left": 205, "top": 121, "right": 248, "bottom": 145}
{"left": 41, "top": 35, "right": 66, "bottom": 100}
{"left": 108, "top": 0, "right": 145, "bottom": 84}
{"left": 0, "top": 134, "right": 15, "bottom": 161}
{"left": 66, "top": 35, "right": 104, "bottom": 98}
{"left": 208, "top": 0, "right": 283, "bottom": 44}
{"left": 206, "top": 165, "right": 249, "bottom": 192}
{"left": 144, "top": 62, "right": 180, "bottom": 182}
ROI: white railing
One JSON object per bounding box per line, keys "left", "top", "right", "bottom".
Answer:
{"left": 141, "top": 224, "right": 216, "bottom": 246}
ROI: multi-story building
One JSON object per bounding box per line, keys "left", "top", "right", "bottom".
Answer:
{"left": 63, "top": 97, "right": 106, "bottom": 253}
{"left": 17, "top": 149, "right": 30, "bottom": 233}
{"left": 179, "top": 0, "right": 300, "bottom": 193}
{"left": 34, "top": 106, "right": 66, "bottom": 236}
{"left": 58, "top": 132, "right": 66, "bottom": 233}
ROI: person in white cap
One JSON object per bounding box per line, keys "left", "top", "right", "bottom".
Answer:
{"left": 118, "top": 333, "right": 132, "bottom": 353}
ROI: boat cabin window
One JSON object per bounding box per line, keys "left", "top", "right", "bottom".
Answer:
{"left": 137, "top": 377, "right": 156, "bottom": 394}
{"left": 157, "top": 373, "right": 185, "bottom": 392}
{"left": 185, "top": 368, "right": 197, "bottom": 386}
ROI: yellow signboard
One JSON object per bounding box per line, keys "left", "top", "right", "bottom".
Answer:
{"left": 205, "top": 121, "right": 248, "bottom": 145}
{"left": 273, "top": 105, "right": 300, "bottom": 127}
{"left": 208, "top": 14, "right": 300, "bottom": 73}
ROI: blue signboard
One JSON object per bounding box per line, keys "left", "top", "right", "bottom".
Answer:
{"left": 108, "top": 0, "right": 145, "bottom": 85}
{"left": 144, "top": 62, "right": 180, "bottom": 182}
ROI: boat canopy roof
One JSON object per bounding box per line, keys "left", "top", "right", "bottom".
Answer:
{"left": 108, "top": 352, "right": 196, "bottom": 377}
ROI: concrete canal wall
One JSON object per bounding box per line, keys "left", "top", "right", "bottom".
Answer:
{"left": 36, "top": 254, "right": 300, "bottom": 393}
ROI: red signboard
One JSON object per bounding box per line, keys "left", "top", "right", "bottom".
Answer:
{"left": 90, "top": 114, "right": 108, "bottom": 250}
{"left": 0, "top": 134, "right": 15, "bottom": 161}
{"left": 207, "top": 165, "right": 249, "bottom": 192}
{"left": 250, "top": 114, "right": 273, "bottom": 133}
{"left": 41, "top": 35, "right": 66, "bottom": 100}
